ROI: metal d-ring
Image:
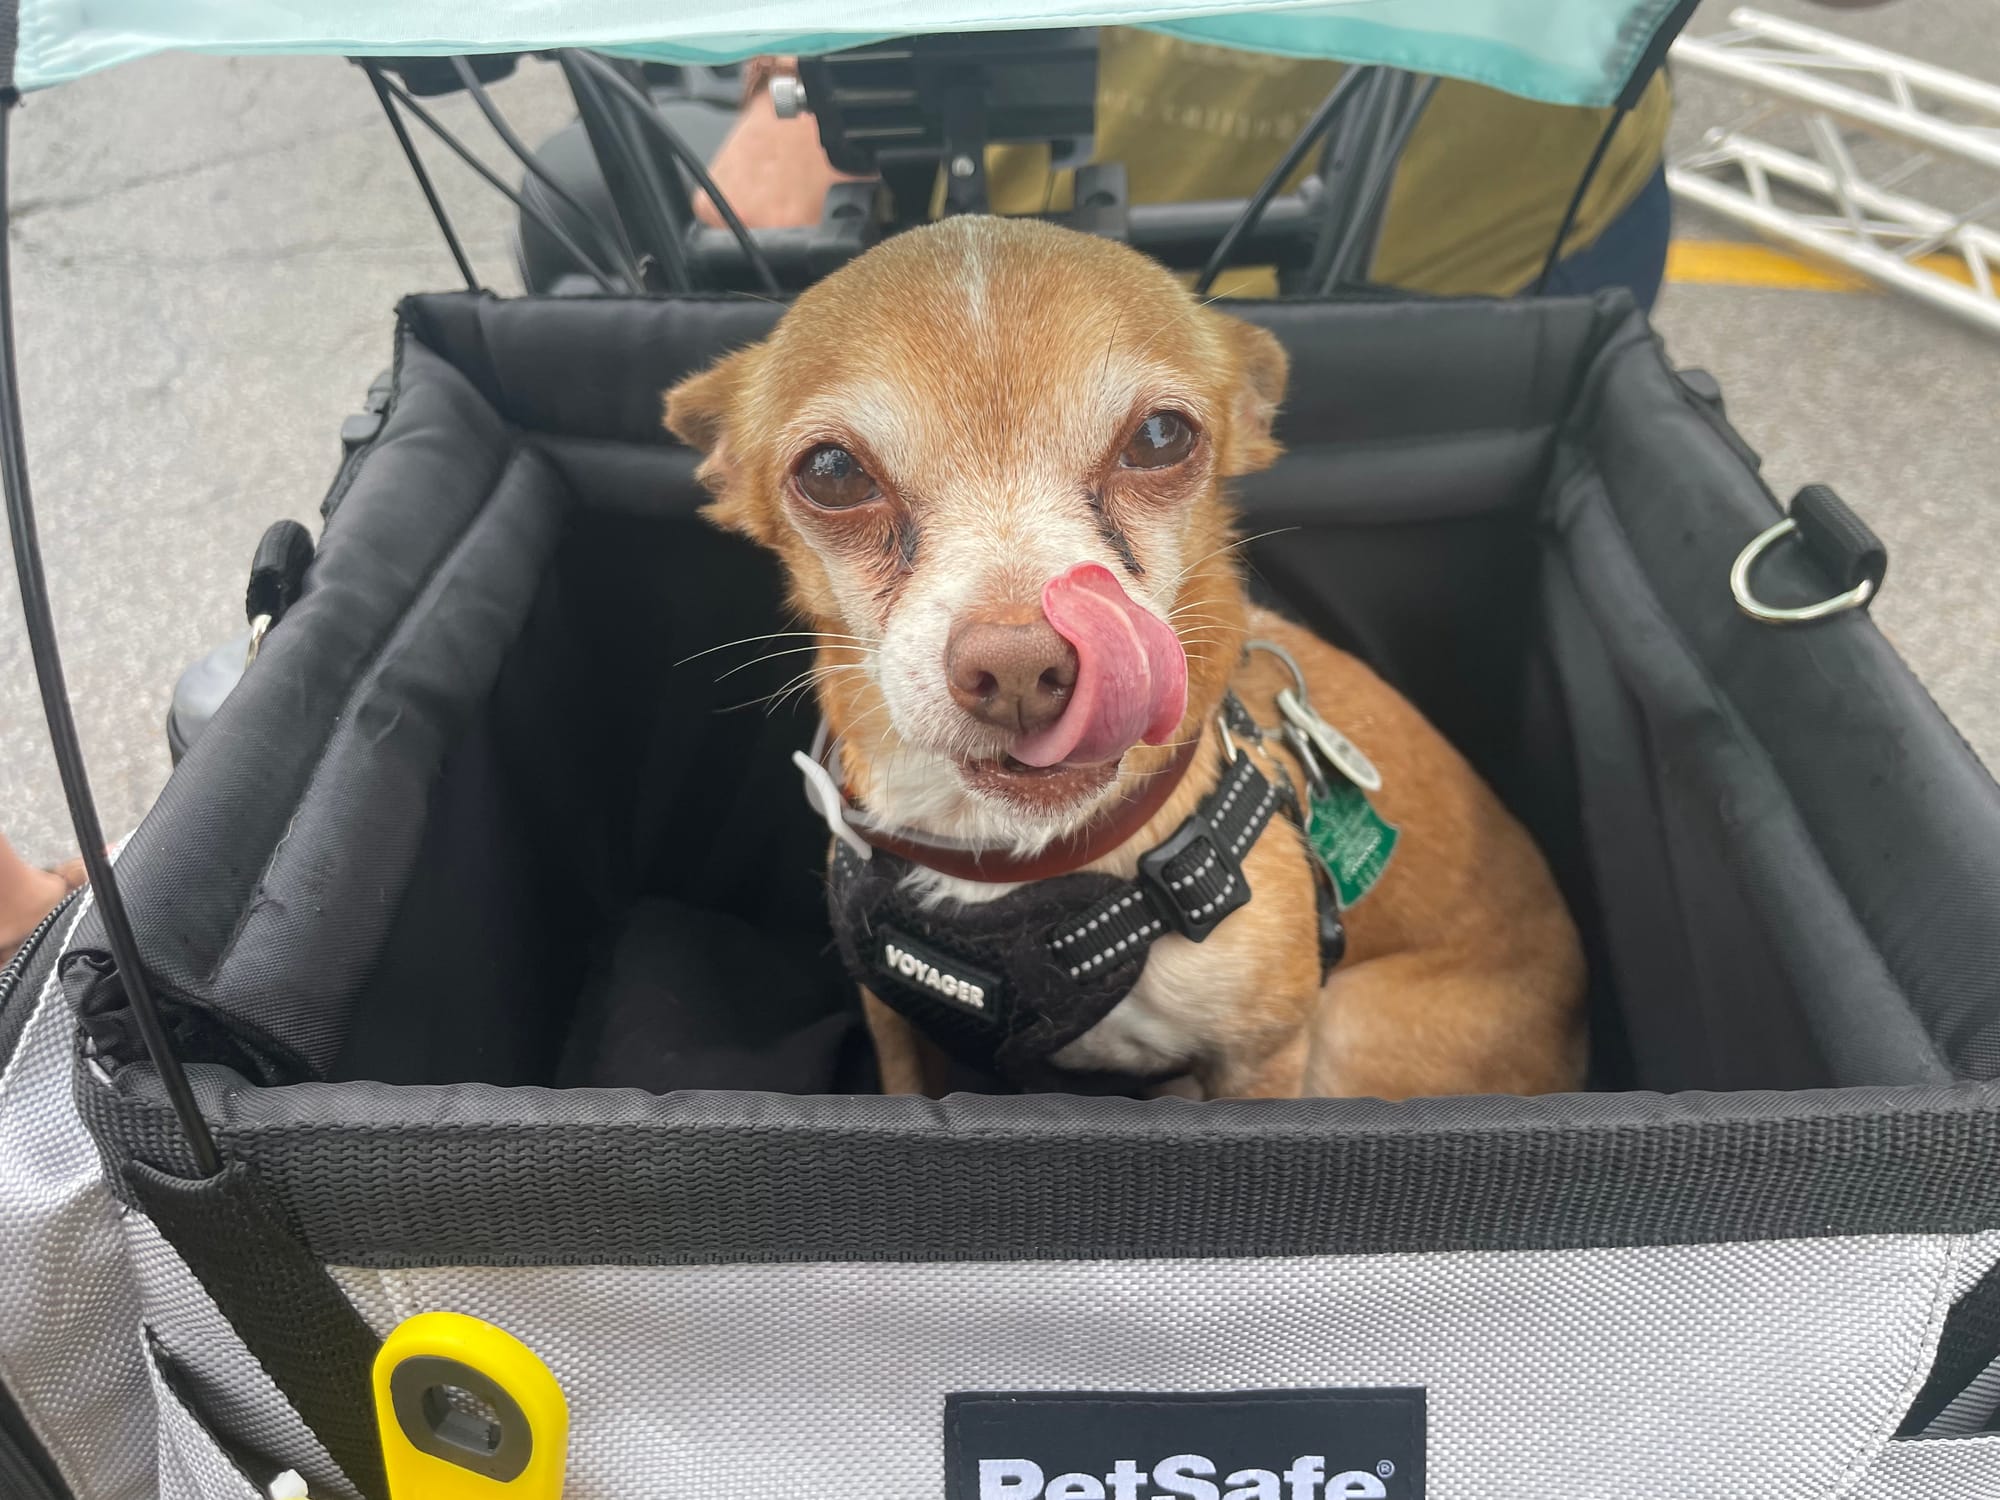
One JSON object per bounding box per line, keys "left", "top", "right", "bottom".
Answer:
{"left": 1245, "top": 637, "right": 1310, "bottom": 698}
{"left": 1730, "top": 517, "right": 1875, "bottom": 625}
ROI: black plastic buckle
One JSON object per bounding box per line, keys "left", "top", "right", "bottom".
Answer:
{"left": 1137, "top": 815, "right": 1252, "bottom": 944}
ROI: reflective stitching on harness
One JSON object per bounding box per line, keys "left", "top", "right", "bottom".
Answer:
{"left": 1169, "top": 851, "right": 1218, "bottom": 890}
{"left": 1229, "top": 784, "right": 1279, "bottom": 856}
{"left": 1188, "top": 871, "right": 1239, "bottom": 918}
{"left": 1052, "top": 890, "right": 1147, "bottom": 950}
{"left": 1071, "top": 916, "right": 1166, "bottom": 976}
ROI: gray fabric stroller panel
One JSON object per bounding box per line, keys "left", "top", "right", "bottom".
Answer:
{"left": 20, "top": 1056, "right": 2000, "bottom": 1500}
{"left": 1848, "top": 1433, "right": 2000, "bottom": 1498}
{"left": 322, "top": 1236, "right": 1974, "bottom": 1500}
{"left": 0, "top": 892, "right": 154, "bottom": 1500}
{"left": 146, "top": 1339, "right": 269, "bottom": 1500}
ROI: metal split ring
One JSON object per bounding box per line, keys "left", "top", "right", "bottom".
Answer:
{"left": 1729, "top": 517, "right": 1874, "bottom": 625}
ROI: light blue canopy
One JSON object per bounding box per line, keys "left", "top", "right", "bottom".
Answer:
{"left": 6, "top": 0, "right": 1690, "bottom": 106}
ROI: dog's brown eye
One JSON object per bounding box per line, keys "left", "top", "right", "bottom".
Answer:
{"left": 796, "top": 444, "right": 880, "bottom": 509}
{"left": 1121, "top": 411, "right": 1196, "bottom": 470}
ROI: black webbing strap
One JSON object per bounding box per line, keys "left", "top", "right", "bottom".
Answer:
{"left": 1900, "top": 1258, "right": 2000, "bottom": 1434}
{"left": 1050, "top": 749, "right": 1283, "bottom": 976}
{"left": 126, "top": 1158, "right": 390, "bottom": 1500}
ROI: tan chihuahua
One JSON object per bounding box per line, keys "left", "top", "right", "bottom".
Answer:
{"left": 667, "top": 217, "right": 1583, "bottom": 1100}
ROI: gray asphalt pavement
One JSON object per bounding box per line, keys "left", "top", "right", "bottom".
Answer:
{"left": 2, "top": 5, "right": 1998, "bottom": 864}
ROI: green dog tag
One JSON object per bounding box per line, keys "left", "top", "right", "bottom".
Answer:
{"left": 1307, "top": 782, "right": 1399, "bottom": 908}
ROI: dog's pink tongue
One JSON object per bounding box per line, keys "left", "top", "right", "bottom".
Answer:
{"left": 1012, "top": 562, "right": 1188, "bottom": 768}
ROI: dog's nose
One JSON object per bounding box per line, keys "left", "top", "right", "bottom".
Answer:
{"left": 946, "top": 617, "right": 1080, "bottom": 735}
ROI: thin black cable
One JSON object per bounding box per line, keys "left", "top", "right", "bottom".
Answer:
{"left": 364, "top": 63, "right": 479, "bottom": 292}
{"left": 377, "top": 72, "right": 623, "bottom": 294}
{"left": 1320, "top": 75, "right": 1440, "bottom": 292}
{"left": 568, "top": 50, "right": 783, "bottom": 296}
{"left": 0, "top": 104, "right": 222, "bottom": 1179}
{"left": 1194, "top": 65, "right": 1372, "bottom": 297}
{"left": 1532, "top": 105, "right": 1630, "bottom": 295}
{"left": 448, "top": 55, "right": 642, "bottom": 290}
{"left": 559, "top": 52, "right": 695, "bottom": 292}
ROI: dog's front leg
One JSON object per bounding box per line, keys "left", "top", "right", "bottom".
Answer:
{"left": 861, "top": 988, "right": 953, "bottom": 1096}
{"left": 1196, "top": 1027, "right": 1311, "bottom": 1100}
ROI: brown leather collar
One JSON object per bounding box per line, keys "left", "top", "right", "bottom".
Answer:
{"left": 840, "top": 733, "right": 1205, "bottom": 884}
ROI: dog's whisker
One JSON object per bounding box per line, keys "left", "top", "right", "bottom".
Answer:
{"left": 1167, "top": 526, "right": 1301, "bottom": 590}
{"left": 717, "top": 659, "right": 873, "bottom": 716}
{"left": 766, "top": 659, "right": 871, "bottom": 704}
{"left": 676, "top": 629, "right": 871, "bottom": 667}
{"left": 711, "top": 642, "right": 874, "bottom": 684}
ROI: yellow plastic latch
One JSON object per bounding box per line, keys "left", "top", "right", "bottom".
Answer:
{"left": 372, "top": 1312, "right": 569, "bottom": 1500}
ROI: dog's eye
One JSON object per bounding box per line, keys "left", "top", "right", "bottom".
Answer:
{"left": 1121, "top": 411, "right": 1196, "bottom": 470}
{"left": 796, "top": 445, "right": 880, "bottom": 509}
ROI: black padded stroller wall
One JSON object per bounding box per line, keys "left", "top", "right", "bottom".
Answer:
{"left": 61, "top": 290, "right": 2000, "bottom": 1101}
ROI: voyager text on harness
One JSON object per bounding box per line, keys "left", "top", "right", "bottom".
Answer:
{"left": 882, "top": 940, "right": 987, "bottom": 1010}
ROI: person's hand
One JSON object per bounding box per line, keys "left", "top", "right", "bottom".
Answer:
{"left": 694, "top": 88, "right": 869, "bottom": 229}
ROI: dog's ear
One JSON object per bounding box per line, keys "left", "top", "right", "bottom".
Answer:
{"left": 664, "top": 347, "right": 774, "bottom": 540}
{"left": 1215, "top": 316, "right": 1288, "bottom": 476}
{"left": 663, "top": 345, "right": 754, "bottom": 454}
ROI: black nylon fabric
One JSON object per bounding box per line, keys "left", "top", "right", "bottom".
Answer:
{"left": 84, "top": 1063, "right": 2000, "bottom": 1266}
{"left": 554, "top": 897, "right": 874, "bottom": 1093}
{"left": 57, "top": 287, "right": 2000, "bottom": 1118}
{"left": 1558, "top": 319, "right": 1988, "bottom": 1085}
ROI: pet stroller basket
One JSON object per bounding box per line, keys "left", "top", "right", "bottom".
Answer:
{"left": 6, "top": 6, "right": 2000, "bottom": 1500}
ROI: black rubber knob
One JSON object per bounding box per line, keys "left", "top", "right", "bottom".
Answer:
{"left": 245, "top": 519, "right": 316, "bottom": 628}
{"left": 1791, "top": 484, "right": 1887, "bottom": 599}
{"left": 1677, "top": 367, "right": 1724, "bottom": 412}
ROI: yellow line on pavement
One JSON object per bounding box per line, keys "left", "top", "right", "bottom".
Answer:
{"left": 1666, "top": 239, "right": 1977, "bottom": 292}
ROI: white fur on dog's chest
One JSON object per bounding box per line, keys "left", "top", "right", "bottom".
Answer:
{"left": 1050, "top": 933, "right": 1239, "bottom": 1077}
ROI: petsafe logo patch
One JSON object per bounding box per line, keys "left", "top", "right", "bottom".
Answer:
{"left": 872, "top": 926, "right": 1000, "bottom": 1016}
{"left": 946, "top": 1390, "right": 1425, "bottom": 1500}
{"left": 977, "top": 1453, "right": 1394, "bottom": 1499}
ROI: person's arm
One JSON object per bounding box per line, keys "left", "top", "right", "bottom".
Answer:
{"left": 693, "top": 57, "right": 870, "bottom": 229}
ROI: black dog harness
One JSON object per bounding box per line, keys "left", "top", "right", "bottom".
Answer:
{"left": 825, "top": 695, "right": 1346, "bottom": 1088}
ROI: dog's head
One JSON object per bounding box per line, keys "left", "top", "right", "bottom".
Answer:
{"left": 667, "top": 217, "right": 1286, "bottom": 848}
